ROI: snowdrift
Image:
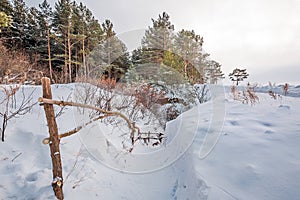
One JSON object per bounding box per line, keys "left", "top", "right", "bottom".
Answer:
{"left": 0, "top": 84, "right": 300, "bottom": 199}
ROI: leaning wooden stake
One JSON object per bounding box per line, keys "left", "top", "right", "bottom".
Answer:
{"left": 41, "top": 77, "right": 64, "bottom": 200}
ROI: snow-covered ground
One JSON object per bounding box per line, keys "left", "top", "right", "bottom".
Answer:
{"left": 0, "top": 84, "right": 300, "bottom": 199}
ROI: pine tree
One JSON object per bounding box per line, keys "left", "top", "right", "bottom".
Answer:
{"left": 229, "top": 68, "right": 249, "bottom": 86}
{"left": 173, "top": 29, "right": 204, "bottom": 82}
{"left": 87, "top": 19, "right": 129, "bottom": 80}
{"left": 71, "top": 2, "right": 102, "bottom": 79}
{"left": 205, "top": 60, "right": 224, "bottom": 84}
{"left": 25, "top": 7, "right": 40, "bottom": 56}
{"left": 142, "top": 12, "right": 174, "bottom": 63}
{"left": 131, "top": 48, "right": 144, "bottom": 65}
{"left": 53, "top": 0, "right": 79, "bottom": 83}
{"left": 38, "top": 0, "right": 54, "bottom": 81}
{"left": 6, "top": 0, "right": 28, "bottom": 50}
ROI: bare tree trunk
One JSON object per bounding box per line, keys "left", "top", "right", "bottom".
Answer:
{"left": 63, "top": 38, "right": 68, "bottom": 84}
{"left": 107, "top": 37, "right": 111, "bottom": 78}
{"left": 184, "top": 61, "right": 188, "bottom": 78}
{"left": 67, "top": 18, "right": 72, "bottom": 83}
{"left": 41, "top": 77, "right": 64, "bottom": 200}
{"left": 47, "top": 27, "right": 53, "bottom": 82}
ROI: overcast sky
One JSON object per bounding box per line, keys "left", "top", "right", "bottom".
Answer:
{"left": 26, "top": 0, "right": 300, "bottom": 85}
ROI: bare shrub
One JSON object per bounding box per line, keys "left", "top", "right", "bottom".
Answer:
{"left": 0, "top": 42, "right": 43, "bottom": 85}
{"left": 134, "top": 83, "right": 166, "bottom": 110}
{"left": 231, "top": 83, "right": 259, "bottom": 105}
{"left": 283, "top": 83, "right": 289, "bottom": 96}
{"left": 268, "top": 90, "right": 281, "bottom": 100}
{"left": 194, "top": 84, "right": 210, "bottom": 104}
{"left": 95, "top": 77, "right": 117, "bottom": 111}
{"left": 267, "top": 81, "right": 282, "bottom": 100}
{"left": 230, "top": 85, "right": 240, "bottom": 100}
{"left": 0, "top": 85, "right": 36, "bottom": 141}
{"left": 242, "top": 83, "right": 259, "bottom": 105}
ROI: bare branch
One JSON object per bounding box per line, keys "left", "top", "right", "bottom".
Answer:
{"left": 39, "top": 97, "right": 138, "bottom": 144}
{"left": 42, "top": 115, "right": 110, "bottom": 144}
{"left": 0, "top": 86, "right": 36, "bottom": 142}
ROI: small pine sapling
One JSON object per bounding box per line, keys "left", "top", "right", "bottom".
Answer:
{"left": 229, "top": 68, "right": 249, "bottom": 86}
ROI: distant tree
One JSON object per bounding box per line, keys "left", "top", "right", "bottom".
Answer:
{"left": 205, "top": 60, "right": 224, "bottom": 84}
{"left": 229, "top": 68, "right": 249, "bottom": 85}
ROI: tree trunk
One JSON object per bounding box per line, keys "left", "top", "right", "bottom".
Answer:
{"left": 82, "top": 36, "right": 86, "bottom": 80}
{"left": 63, "top": 38, "right": 68, "bottom": 83}
{"left": 184, "top": 61, "right": 188, "bottom": 78}
{"left": 47, "top": 27, "right": 53, "bottom": 82}
{"left": 67, "top": 18, "right": 72, "bottom": 83}
{"left": 41, "top": 77, "right": 64, "bottom": 200}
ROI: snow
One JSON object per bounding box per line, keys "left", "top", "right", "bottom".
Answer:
{"left": 0, "top": 84, "right": 300, "bottom": 199}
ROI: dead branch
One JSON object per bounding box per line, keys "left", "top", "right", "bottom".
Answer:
{"left": 38, "top": 97, "right": 137, "bottom": 144}
{"left": 55, "top": 93, "right": 72, "bottom": 118}
{"left": 42, "top": 115, "right": 110, "bottom": 144}
{"left": 11, "top": 152, "right": 22, "bottom": 162}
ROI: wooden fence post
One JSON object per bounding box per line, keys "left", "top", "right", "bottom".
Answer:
{"left": 41, "top": 77, "right": 64, "bottom": 199}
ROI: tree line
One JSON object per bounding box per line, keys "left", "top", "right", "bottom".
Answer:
{"left": 0, "top": 0, "right": 225, "bottom": 84}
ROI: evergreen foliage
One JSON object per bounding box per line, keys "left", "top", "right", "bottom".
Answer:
{"left": 142, "top": 12, "right": 174, "bottom": 64}
{"left": 205, "top": 60, "right": 225, "bottom": 84}
{"left": 0, "top": 2, "right": 225, "bottom": 85}
{"left": 229, "top": 68, "right": 249, "bottom": 85}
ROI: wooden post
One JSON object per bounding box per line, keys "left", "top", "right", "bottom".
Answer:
{"left": 41, "top": 77, "right": 64, "bottom": 200}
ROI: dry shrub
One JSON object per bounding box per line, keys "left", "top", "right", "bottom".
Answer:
{"left": 268, "top": 90, "right": 281, "bottom": 100}
{"left": 0, "top": 85, "right": 36, "bottom": 141}
{"left": 231, "top": 85, "right": 240, "bottom": 100}
{"left": 0, "top": 42, "right": 43, "bottom": 84}
{"left": 96, "top": 77, "right": 117, "bottom": 111}
{"left": 268, "top": 81, "right": 282, "bottom": 100}
{"left": 231, "top": 83, "right": 259, "bottom": 105}
{"left": 165, "top": 104, "right": 180, "bottom": 121}
{"left": 283, "top": 83, "right": 289, "bottom": 96}
{"left": 194, "top": 84, "right": 210, "bottom": 104}
{"left": 134, "top": 83, "right": 166, "bottom": 110}
{"left": 242, "top": 83, "right": 259, "bottom": 105}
